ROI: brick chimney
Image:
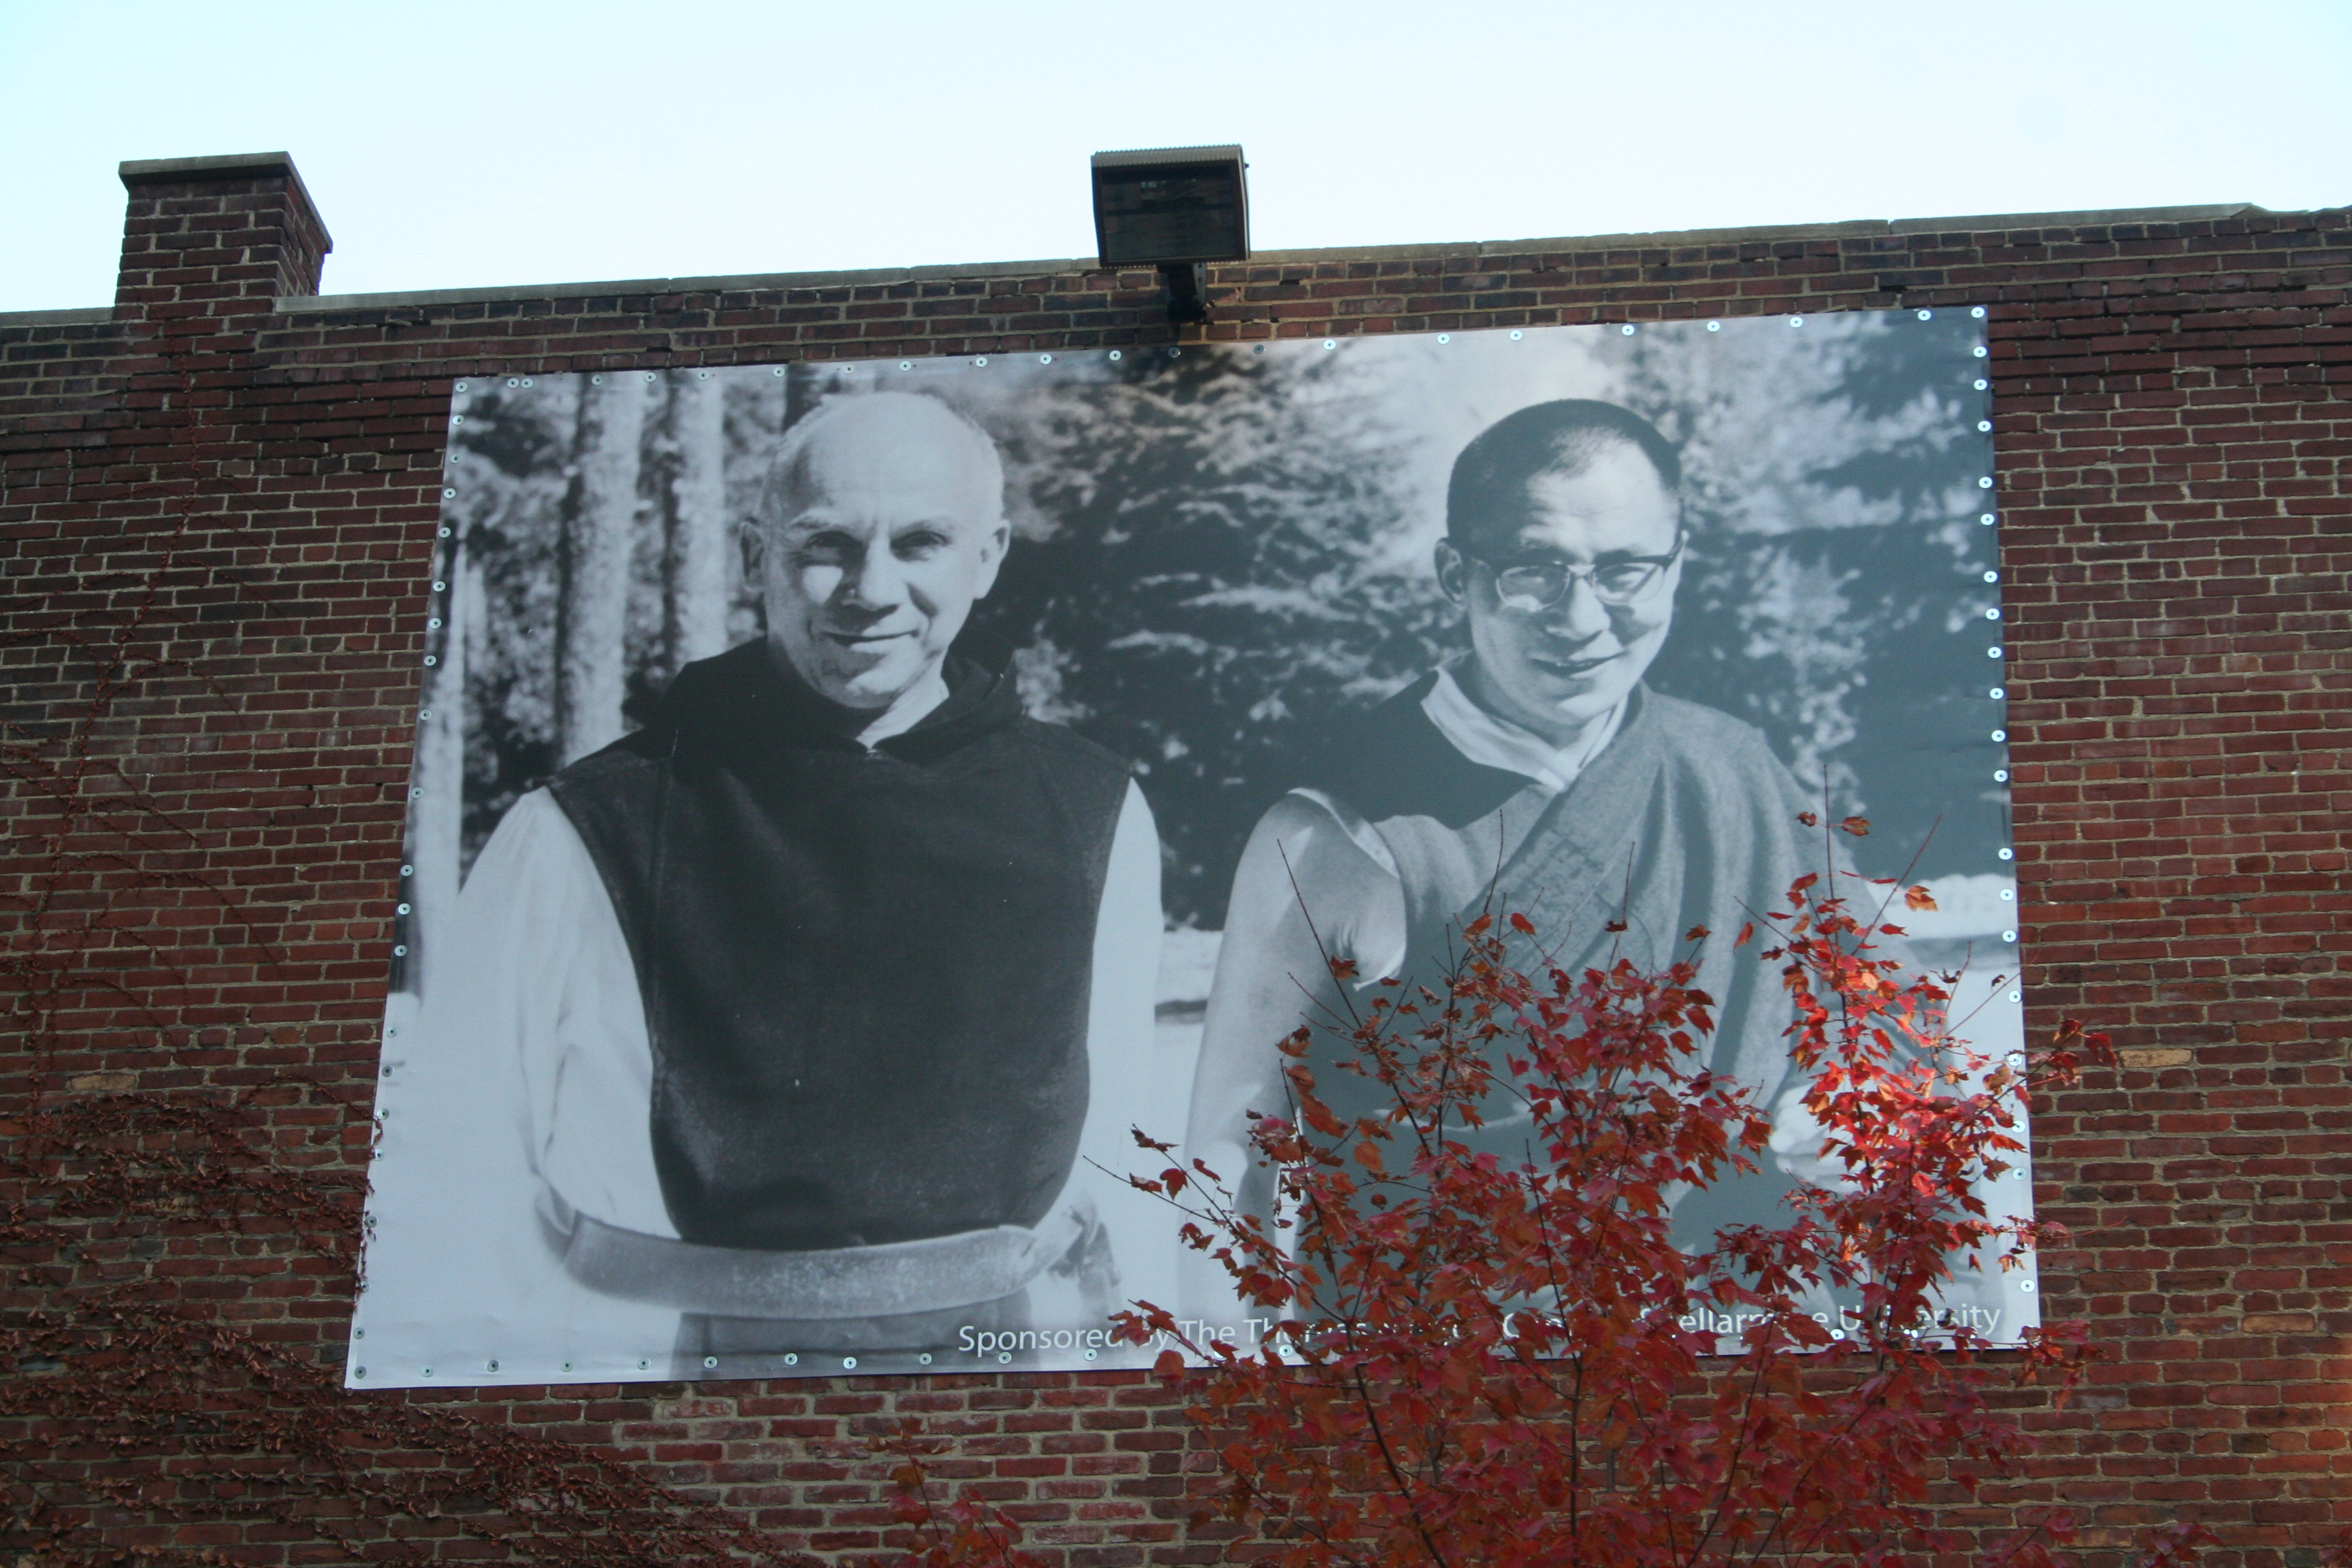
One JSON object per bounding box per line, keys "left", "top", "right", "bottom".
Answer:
{"left": 114, "top": 152, "right": 333, "bottom": 314}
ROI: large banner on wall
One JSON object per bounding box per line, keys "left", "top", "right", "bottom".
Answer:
{"left": 350, "top": 311, "right": 2029, "bottom": 1390}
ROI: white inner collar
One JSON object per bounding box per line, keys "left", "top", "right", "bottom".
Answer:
{"left": 1420, "top": 664, "right": 1625, "bottom": 796}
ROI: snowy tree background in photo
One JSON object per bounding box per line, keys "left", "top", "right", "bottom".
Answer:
{"left": 385, "top": 311, "right": 2032, "bottom": 1367}
{"left": 410, "top": 314, "right": 2015, "bottom": 998}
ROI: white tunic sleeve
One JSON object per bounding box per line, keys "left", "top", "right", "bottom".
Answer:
{"left": 1077, "top": 779, "right": 1163, "bottom": 1166}
{"left": 353, "top": 789, "right": 678, "bottom": 1385}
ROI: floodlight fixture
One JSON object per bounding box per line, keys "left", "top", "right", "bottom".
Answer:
{"left": 1090, "top": 144, "right": 1248, "bottom": 325}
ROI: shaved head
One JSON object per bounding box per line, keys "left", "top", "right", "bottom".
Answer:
{"left": 761, "top": 392, "right": 1007, "bottom": 534}
{"left": 750, "top": 393, "right": 1011, "bottom": 717}
{"left": 1446, "top": 399, "right": 1680, "bottom": 557}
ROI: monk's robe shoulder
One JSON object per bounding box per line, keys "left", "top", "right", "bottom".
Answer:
{"left": 1295, "top": 674, "right": 1527, "bottom": 829}
{"left": 1004, "top": 713, "right": 1134, "bottom": 786}
{"left": 1637, "top": 691, "right": 1811, "bottom": 813}
{"left": 554, "top": 732, "right": 667, "bottom": 784}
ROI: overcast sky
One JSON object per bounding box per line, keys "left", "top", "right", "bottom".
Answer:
{"left": 2, "top": 0, "right": 2347, "bottom": 312}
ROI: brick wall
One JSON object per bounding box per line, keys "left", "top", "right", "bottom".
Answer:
{"left": 1, "top": 152, "right": 2345, "bottom": 1565}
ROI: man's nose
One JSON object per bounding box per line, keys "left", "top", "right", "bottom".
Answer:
{"left": 1548, "top": 572, "right": 1614, "bottom": 639}
{"left": 838, "top": 545, "right": 909, "bottom": 610}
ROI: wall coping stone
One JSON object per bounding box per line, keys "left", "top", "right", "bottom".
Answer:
{"left": 0, "top": 306, "right": 115, "bottom": 327}
{"left": 260, "top": 201, "right": 2263, "bottom": 318}
{"left": 119, "top": 151, "right": 304, "bottom": 186}
{"left": 0, "top": 199, "right": 2275, "bottom": 326}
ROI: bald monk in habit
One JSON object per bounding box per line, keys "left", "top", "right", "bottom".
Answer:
{"left": 359, "top": 392, "right": 1162, "bottom": 1379}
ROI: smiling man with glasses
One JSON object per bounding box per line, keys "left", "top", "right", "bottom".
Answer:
{"left": 1433, "top": 400, "right": 1689, "bottom": 764}
{"left": 1182, "top": 398, "right": 1842, "bottom": 1324}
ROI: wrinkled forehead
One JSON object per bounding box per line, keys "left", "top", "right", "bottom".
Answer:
{"left": 766, "top": 399, "right": 1004, "bottom": 533}
{"left": 1463, "top": 442, "right": 1680, "bottom": 559}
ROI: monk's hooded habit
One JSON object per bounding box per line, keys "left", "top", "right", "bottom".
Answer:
{"left": 550, "top": 640, "right": 1134, "bottom": 1254}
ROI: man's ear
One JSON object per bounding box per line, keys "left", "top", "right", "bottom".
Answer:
{"left": 739, "top": 521, "right": 766, "bottom": 584}
{"left": 972, "top": 519, "right": 1012, "bottom": 600}
{"left": 1433, "top": 537, "right": 1469, "bottom": 604}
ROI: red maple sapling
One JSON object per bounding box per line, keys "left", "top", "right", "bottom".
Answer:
{"left": 887, "top": 818, "right": 2118, "bottom": 1568}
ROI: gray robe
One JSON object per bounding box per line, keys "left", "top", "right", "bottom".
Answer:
{"left": 1307, "top": 681, "right": 1835, "bottom": 1241}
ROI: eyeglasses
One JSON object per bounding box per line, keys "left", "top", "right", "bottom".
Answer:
{"left": 1465, "top": 532, "right": 1686, "bottom": 611}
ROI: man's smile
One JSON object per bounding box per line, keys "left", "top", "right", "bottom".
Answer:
{"left": 1524, "top": 646, "right": 1620, "bottom": 679}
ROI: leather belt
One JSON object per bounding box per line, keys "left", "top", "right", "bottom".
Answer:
{"left": 559, "top": 1200, "right": 1090, "bottom": 1320}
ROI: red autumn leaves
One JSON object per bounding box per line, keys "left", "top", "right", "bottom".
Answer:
{"left": 888, "top": 815, "right": 2116, "bottom": 1568}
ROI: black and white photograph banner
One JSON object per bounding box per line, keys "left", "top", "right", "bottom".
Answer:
{"left": 352, "top": 311, "right": 2028, "bottom": 1389}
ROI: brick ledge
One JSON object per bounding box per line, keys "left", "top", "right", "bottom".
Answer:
{"left": 263, "top": 201, "right": 2265, "bottom": 317}
{"left": 0, "top": 199, "right": 2281, "bottom": 325}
